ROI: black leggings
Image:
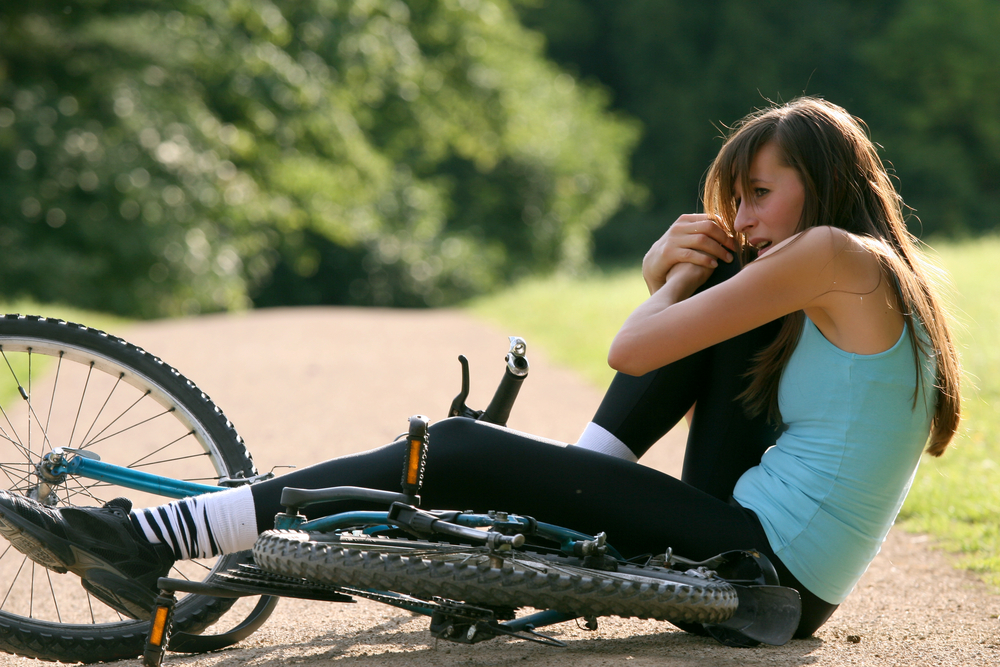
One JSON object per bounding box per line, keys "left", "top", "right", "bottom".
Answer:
{"left": 249, "top": 262, "right": 838, "bottom": 638}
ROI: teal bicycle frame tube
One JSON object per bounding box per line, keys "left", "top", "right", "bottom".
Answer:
{"left": 58, "top": 456, "right": 225, "bottom": 498}
{"left": 297, "top": 512, "right": 391, "bottom": 532}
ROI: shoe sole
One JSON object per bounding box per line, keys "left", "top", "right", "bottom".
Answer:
{"left": 0, "top": 506, "right": 153, "bottom": 619}
{"left": 81, "top": 572, "right": 153, "bottom": 620}
{"left": 0, "top": 510, "right": 72, "bottom": 573}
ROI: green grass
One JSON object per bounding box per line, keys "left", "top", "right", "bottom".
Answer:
{"left": 468, "top": 237, "right": 1000, "bottom": 589}
{"left": 896, "top": 238, "right": 1000, "bottom": 588}
{"left": 467, "top": 270, "right": 649, "bottom": 389}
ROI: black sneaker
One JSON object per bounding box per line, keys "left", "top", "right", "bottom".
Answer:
{"left": 0, "top": 490, "right": 175, "bottom": 619}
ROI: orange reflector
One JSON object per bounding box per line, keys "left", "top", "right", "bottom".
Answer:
{"left": 150, "top": 606, "right": 169, "bottom": 646}
{"left": 406, "top": 438, "right": 422, "bottom": 485}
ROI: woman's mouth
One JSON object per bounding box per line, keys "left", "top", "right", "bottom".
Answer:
{"left": 753, "top": 240, "right": 771, "bottom": 255}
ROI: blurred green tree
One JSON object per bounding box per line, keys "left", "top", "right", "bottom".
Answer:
{"left": 0, "top": 0, "right": 638, "bottom": 316}
{"left": 860, "top": 0, "right": 1000, "bottom": 236}
{"left": 518, "top": 0, "right": 1000, "bottom": 260}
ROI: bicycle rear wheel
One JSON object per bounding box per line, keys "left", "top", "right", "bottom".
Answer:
{"left": 0, "top": 315, "right": 258, "bottom": 662}
{"left": 254, "top": 531, "right": 738, "bottom": 625}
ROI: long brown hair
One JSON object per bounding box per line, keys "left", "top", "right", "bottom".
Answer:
{"left": 702, "top": 97, "right": 960, "bottom": 456}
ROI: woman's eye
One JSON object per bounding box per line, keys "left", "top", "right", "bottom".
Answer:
{"left": 754, "top": 188, "right": 769, "bottom": 197}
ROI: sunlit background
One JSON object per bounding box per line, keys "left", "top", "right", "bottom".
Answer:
{"left": 3, "top": 0, "right": 996, "bottom": 317}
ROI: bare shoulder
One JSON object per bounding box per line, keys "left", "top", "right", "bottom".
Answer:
{"left": 755, "top": 226, "right": 882, "bottom": 273}
{"left": 741, "top": 226, "right": 887, "bottom": 320}
{"left": 812, "top": 226, "right": 887, "bottom": 275}
{"left": 811, "top": 225, "right": 887, "bottom": 255}
{"left": 760, "top": 225, "right": 853, "bottom": 258}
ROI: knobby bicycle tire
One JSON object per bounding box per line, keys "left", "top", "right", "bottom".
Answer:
{"left": 254, "top": 531, "right": 738, "bottom": 625}
{"left": 0, "top": 315, "right": 258, "bottom": 663}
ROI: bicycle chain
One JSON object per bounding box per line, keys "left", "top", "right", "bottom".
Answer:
{"left": 214, "top": 564, "right": 351, "bottom": 601}
{"left": 336, "top": 586, "right": 502, "bottom": 621}
{"left": 218, "top": 565, "right": 491, "bottom": 618}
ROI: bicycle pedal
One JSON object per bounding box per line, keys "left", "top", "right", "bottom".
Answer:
{"left": 142, "top": 591, "right": 176, "bottom": 667}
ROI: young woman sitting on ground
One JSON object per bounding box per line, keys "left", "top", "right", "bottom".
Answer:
{"left": 0, "top": 97, "right": 961, "bottom": 640}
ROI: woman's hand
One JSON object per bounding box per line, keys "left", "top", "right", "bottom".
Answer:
{"left": 642, "top": 214, "right": 735, "bottom": 294}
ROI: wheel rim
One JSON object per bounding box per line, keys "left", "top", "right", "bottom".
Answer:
{"left": 0, "top": 334, "right": 235, "bottom": 627}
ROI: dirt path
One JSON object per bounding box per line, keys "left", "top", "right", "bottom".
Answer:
{"left": 3, "top": 307, "right": 998, "bottom": 666}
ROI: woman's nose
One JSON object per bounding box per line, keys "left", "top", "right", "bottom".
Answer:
{"left": 734, "top": 201, "right": 754, "bottom": 233}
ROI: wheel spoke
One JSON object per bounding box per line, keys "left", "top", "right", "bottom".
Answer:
{"left": 131, "top": 451, "right": 213, "bottom": 469}
{"left": 1, "top": 554, "right": 29, "bottom": 610}
{"left": 0, "top": 427, "right": 33, "bottom": 464}
{"left": 82, "top": 408, "right": 179, "bottom": 449}
{"left": 79, "top": 389, "right": 151, "bottom": 450}
{"left": 67, "top": 362, "right": 95, "bottom": 450}
{"left": 22, "top": 387, "right": 61, "bottom": 459}
{"left": 60, "top": 474, "right": 109, "bottom": 505}
{"left": 76, "top": 373, "right": 124, "bottom": 451}
{"left": 45, "top": 569, "right": 62, "bottom": 623}
{"left": 26, "top": 351, "right": 31, "bottom": 470}
{"left": 86, "top": 589, "right": 96, "bottom": 624}
{"left": 44, "top": 352, "right": 63, "bottom": 437}
{"left": 0, "top": 347, "right": 29, "bottom": 463}
{"left": 0, "top": 462, "right": 32, "bottom": 490}
{"left": 29, "top": 562, "right": 35, "bottom": 619}
{"left": 128, "top": 430, "right": 198, "bottom": 468}
{"left": 0, "top": 405, "right": 26, "bottom": 463}
{"left": 187, "top": 559, "right": 212, "bottom": 571}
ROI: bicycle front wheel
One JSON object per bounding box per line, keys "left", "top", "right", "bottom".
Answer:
{"left": 254, "top": 531, "right": 738, "bottom": 625}
{"left": 0, "top": 315, "right": 258, "bottom": 663}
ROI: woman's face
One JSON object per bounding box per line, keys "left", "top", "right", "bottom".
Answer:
{"left": 733, "top": 141, "right": 806, "bottom": 258}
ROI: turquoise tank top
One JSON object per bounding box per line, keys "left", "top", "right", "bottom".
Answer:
{"left": 733, "top": 316, "right": 936, "bottom": 604}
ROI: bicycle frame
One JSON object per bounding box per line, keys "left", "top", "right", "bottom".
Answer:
{"left": 43, "top": 450, "right": 225, "bottom": 499}
{"left": 46, "top": 448, "right": 595, "bottom": 648}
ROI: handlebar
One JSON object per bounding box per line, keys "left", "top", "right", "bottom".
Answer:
{"left": 448, "top": 336, "right": 530, "bottom": 427}
{"left": 481, "top": 337, "right": 529, "bottom": 427}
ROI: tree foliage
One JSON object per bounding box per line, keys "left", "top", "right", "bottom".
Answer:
{"left": 518, "top": 0, "right": 1000, "bottom": 260}
{"left": 0, "top": 0, "right": 638, "bottom": 316}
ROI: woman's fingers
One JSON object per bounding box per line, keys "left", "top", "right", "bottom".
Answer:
{"left": 643, "top": 214, "right": 734, "bottom": 293}
{"left": 676, "top": 246, "right": 723, "bottom": 268}
{"left": 659, "top": 218, "right": 733, "bottom": 265}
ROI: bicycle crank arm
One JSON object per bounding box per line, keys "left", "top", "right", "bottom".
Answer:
{"left": 431, "top": 616, "right": 567, "bottom": 647}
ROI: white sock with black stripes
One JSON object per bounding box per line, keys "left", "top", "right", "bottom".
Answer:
{"left": 129, "top": 486, "right": 258, "bottom": 560}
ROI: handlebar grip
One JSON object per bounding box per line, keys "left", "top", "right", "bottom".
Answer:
{"left": 481, "top": 355, "right": 528, "bottom": 426}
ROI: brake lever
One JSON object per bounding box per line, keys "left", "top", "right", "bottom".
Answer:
{"left": 448, "top": 355, "right": 483, "bottom": 419}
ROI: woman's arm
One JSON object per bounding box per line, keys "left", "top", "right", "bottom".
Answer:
{"left": 609, "top": 227, "right": 849, "bottom": 376}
